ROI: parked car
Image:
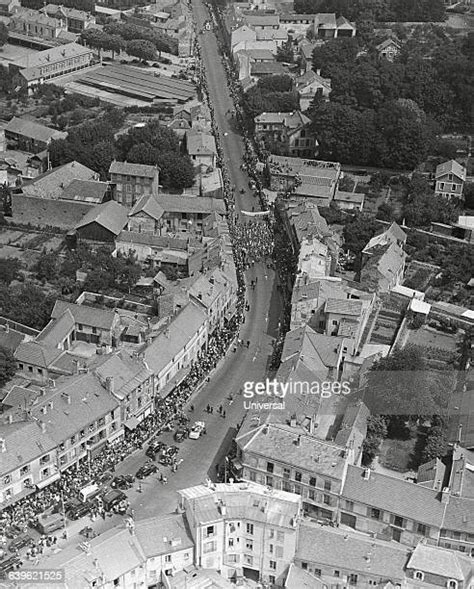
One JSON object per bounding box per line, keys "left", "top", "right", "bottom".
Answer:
{"left": 189, "top": 421, "right": 206, "bottom": 439}
{"left": 111, "top": 475, "right": 134, "bottom": 490}
{"left": 8, "top": 534, "right": 32, "bottom": 553}
{"left": 146, "top": 440, "right": 166, "bottom": 459}
{"left": 79, "top": 527, "right": 97, "bottom": 540}
{"left": 66, "top": 502, "right": 92, "bottom": 521}
{"left": 136, "top": 463, "right": 158, "bottom": 479}
{"left": 102, "top": 489, "right": 127, "bottom": 512}
{"left": 5, "top": 525, "right": 22, "bottom": 539}
{"left": 36, "top": 513, "right": 64, "bottom": 535}
{"left": 174, "top": 427, "right": 188, "bottom": 442}
{"left": 0, "top": 555, "right": 22, "bottom": 573}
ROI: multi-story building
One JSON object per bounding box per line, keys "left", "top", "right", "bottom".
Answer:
{"left": 434, "top": 159, "right": 466, "bottom": 200}
{"left": 9, "top": 9, "right": 68, "bottom": 41}
{"left": 0, "top": 0, "right": 20, "bottom": 17}
{"left": 41, "top": 4, "right": 96, "bottom": 33}
{"left": 10, "top": 42, "right": 94, "bottom": 90}
{"left": 186, "top": 131, "right": 217, "bottom": 170}
{"left": 313, "top": 13, "right": 356, "bottom": 38}
{"left": 109, "top": 161, "right": 160, "bottom": 207}
{"left": 178, "top": 481, "right": 302, "bottom": 586}
{"left": 0, "top": 420, "right": 58, "bottom": 505}
{"left": 254, "top": 111, "right": 317, "bottom": 158}
{"left": 405, "top": 543, "right": 474, "bottom": 588}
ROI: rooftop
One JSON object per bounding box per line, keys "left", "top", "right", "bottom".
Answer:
{"left": 255, "top": 111, "right": 311, "bottom": 129}
{"left": 0, "top": 420, "right": 57, "bottom": 476}
{"left": 14, "top": 42, "right": 92, "bottom": 72}
{"left": 186, "top": 131, "right": 217, "bottom": 156}
{"left": 134, "top": 513, "right": 194, "bottom": 558}
{"left": 60, "top": 179, "right": 110, "bottom": 204}
{"left": 51, "top": 300, "right": 116, "bottom": 331}
{"left": 157, "top": 194, "right": 226, "bottom": 215}
{"left": 325, "top": 298, "right": 363, "bottom": 316}
{"left": 5, "top": 117, "right": 67, "bottom": 144}
{"left": 75, "top": 200, "right": 129, "bottom": 236}
{"left": 22, "top": 161, "right": 97, "bottom": 200}
{"left": 129, "top": 193, "right": 164, "bottom": 221}
{"left": 109, "top": 160, "right": 158, "bottom": 178}
{"left": 95, "top": 351, "right": 152, "bottom": 401}
{"left": 406, "top": 543, "right": 472, "bottom": 580}
{"left": 435, "top": 159, "right": 466, "bottom": 181}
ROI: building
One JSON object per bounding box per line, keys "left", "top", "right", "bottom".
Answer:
{"left": 294, "top": 70, "right": 331, "bottom": 111}
{"left": 313, "top": 13, "right": 356, "bottom": 38}
{"left": 295, "top": 523, "right": 410, "bottom": 585}
{"left": 244, "top": 13, "right": 280, "bottom": 30}
{"left": 0, "top": 0, "right": 20, "bottom": 17}
{"left": 376, "top": 37, "right": 401, "bottom": 61}
{"left": 9, "top": 9, "right": 68, "bottom": 42}
{"left": 405, "top": 543, "right": 473, "bottom": 588}
{"left": 254, "top": 111, "right": 317, "bottom": 158}
{"left": 74, "top": 200, "right": 129, "bottom": 242}
{"left": 178, "top": 481, "right": 302, "bottom": 586}
{"left": 186, "top": 131, "right": 217, "bottom": 170}
{"left": 109, "top": 160, "right": 160, "bottom": 207}
{"left": 0, "top": 420, "right": 58, "bottom": 505}
{"left": 59, "top": 179, "right": 113, "bottom": 204}
{"left": 4, "top": 117, "right": 67, "bottom": 153}
{"left": 10, "top": 42, "right": 94, "bottom": 90}
{"left": 21, "top": 160, "right": 98, "bottom": 199}
{"left": 41, "top": 4, "right": 96, "bottom": 33}
{"left": 434, "top": 160, "right": 466, "bottom": 200}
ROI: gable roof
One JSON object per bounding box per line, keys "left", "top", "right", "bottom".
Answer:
{"left": 251, "top": 61, "right": 287, "bottom": 76}
{"left": 60, "top": 179, "right": 109, "bottom": 204}
{"left": 295, "top": 70, "right": 331, "bottom": 92}
{"left": 95, "top": 351, "right": 152, "bottom": 401}
{"left": 109, "top": 160, "right": 158, "bottom": 178}
{"left": 376, "top": 38, "right": 401, "bottom": 52}
{"left": 129, "top": 193, "right": 164, "bottom": 221}
{"left": 37, "top": 309, "right": 75, "bottom": 348}
{"left": 406, "top": 543, "right": 472, "bottom": 580}
{"left": 22, "top": 161, "right": 97, "bottom": 200}
{"left": 13, "top": 42, "right": 92, "bottom": 72}
{"left": 0, "top": 420, "right": 57, "bottom": 475}
{"left": 5, "top": 117, "right": 67, "bottom": 144}
{"left": 435, "top": 159, "right": 466, "bottom": 181}
{"left": 157, "top": 194, "right": 226, "bottom": 215}
{"left": 75, "top": 200, "right": 128, "bottom": 236}
{"left": 134, "top": 514, "right": 194, "bottom": 557}
{"left": 342, "top": 465, "right": 446, "bottom": 527}
{"left": 245, "top": 14, "right": 279, "bottom": 27}
{"left": 15, "top": 340, "right": 63, "bottom": 368}
{"left": 255, "top": 111, "right": 311, "bottom": 128}
{"left": 186, "top": 131, "right": 217, "bottom": 156}
{"left": 51, "top": 300, "right": 116, "bottom": 331}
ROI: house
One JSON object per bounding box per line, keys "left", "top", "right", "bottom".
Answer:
{"left": 279, "top": 13, "right": 315, "bottom": 35}
{"left": 244, "top": 13, "right": 280, "bottom": 30}
{"left": 0, "top": 0, "right": 20, "bottom": 17}
{"left": 234, "top": 48, "right": 275, "bottom": 80}
{"left": 299, "top": 39, "right": 318, "bottom": 73}
{"left": 9, "top": 9, "right": 68, "bottom": 42}
{"left": 4, "top": 117, "right": 67, "bottom": 153}
{"left": 333, "top": 189, "right": 364, "bottom": 211}
{"left": 250, "top": 61, "right": 288, "bottom": 79}
{"left": 405, "top": 543, "right": 473, "bottom": 587}
{"left": 178, "top": 481, "right": 302, "bottom": 586}
{"left": 230, "top": 24, "right": 257, "bottom": 51}
{"left": 158, "top": 194, "right": 226, "bottom": 234}
{"left": 434, "top": 159, "right": 466, "bottom": 200}
{"left": 255, "top": 27, "right": 288, "bottom": 47}
{"left": 295, "top": 524, "right": 410, "bottom": 585}
{"left": 95, "top": 350, "right": 154, "bottom": 428}
{"left": 59, "top": 179, "right": 113, "bottom": 204}
{"left": 50, "top": 300, "right": 119, "bottom": 346}
{"left": 314, "top": 13, "right": 356, "bottom": 38}
{"left": 186, "top": 131, "right": 217, "bottom": 170}
{"left": 376, "top": 37, "right": 401, "bottom": 61}
{"left": 294, "top": 70, "right": 331, "bottom": 111}
{"left": 14, "top": 340, "right": 66, "bottom": 384}
{"left": 74, "top": 200, "right": 129, "bottom": 242}
{"left": 0, "top": 420, "right": 58, "bottom": 504}
{"left": 268, "top": 155, "right": 341, "bottom": 205}
{"left": 109, "top": 160, "right": 160, "bottom": 207}
{"left": 340, "top": 465, "right": 446, "bottom": 546}
{"left": 232, "top": 39, "right": 277, "bottom": 56}
{"left": 10, "top": 42, "right": 94, "bottom": 91}
{"left": 41, "top": 4, "right": 96, "bottom": 33}
{"left": 21, "top": 160, "right": 97, "bottom": 199}
{"left": 254, "top": 111, "right": 317, "bottom": 158}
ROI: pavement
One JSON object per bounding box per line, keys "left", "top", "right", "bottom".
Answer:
{"left": 26, "top": 0, "right": 284, "bottom": 564}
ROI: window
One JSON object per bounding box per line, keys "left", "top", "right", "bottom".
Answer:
{"left": 269, "top": 575, "right": 275, "bottom": 585}
{"left": 203, "top": 541, "right": 216, "bottom": 553}
{"left": 309, "top": 476, "right": 316, "bottom": 487}
{"left": 266, "top": 476, "right": 273, "bottom": 487}
{"left": 308, "top": 490, "right": 315, "bottom": 501}
{"left": 348, "top": 573, "right": 358, "bottom": 585}
{"left": 417, "top": 523, "right": 429, "bottom": 536}
{"left": 164, "top": 555, "right": 171, "bottom": 563}
{"left": 28, "top": 366, "right": 33, "bottom": 373}
{"left": 294, "top": 471, "right": 302, "bottom": 482}
{"left": 228, "top": 538, "right": 234, "bottom": 548}
{"left": 370, "top": 508, "right": 381, "bottom": 520}
{"left": 78, "top": 323, "right": 83, "bottom": 331}
{"left": 3, "top": 474, "right": 11, "bottom": 485}
{"left": 246, "top": 540, "right": 253, "bottom": 551}
{"left": 266, "top": 461, "right": 274, "bottom": 473}
{"left": 447, "top": 581, "right": 457, "bottom": 589}
{"left": 345, "top": 500, "right": 354, "bottom": 511}
{"left": 246, "top": 523, "right": 254, "bottom": 535}
{"left": 41, "top": 468, "right": 49, "bottom": 478}
{"left": 324, "top": 480, "right": 331, "bottom": 492}
{"left": 19, "top": 465, "right": 30, "bottom": 476}
{"left": 38, "top": 368, "right": 43, "bottom": 375}
{"left": 393, "top": 516, "right": 405, "bottom": 528}
{"left": 323, "top": 494, "right": 330, "bottom": 505}
{"left": 276, "top": 531, "right": 284, "bottom": 543}
{"left": 269, "top": 560, "right": 277, "bottom": 570}
{"left": 18, "top": 363, "right": 24, "bottom": 370}
{"left": 314, "top": 568, "right": 321, "bottom": 577}
{"left": 334, "top": 570, "right": 340, "bottom": 577}
{"left": 283, "top": 467, "right": 290, "bottom": 479}
{"left": 414, "top": 571, "right": 424, "bottom": 581}
{"left": 268, "top": 543, "right": 273, "bottom": 554}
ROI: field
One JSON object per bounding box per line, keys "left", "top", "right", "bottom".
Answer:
{"left": 0, "top": 228, "right": 64, "bottom": 268}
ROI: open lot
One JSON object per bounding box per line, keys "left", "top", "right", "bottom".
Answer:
{"left": 0, "top": 228, "right": 64, "bottom": 267}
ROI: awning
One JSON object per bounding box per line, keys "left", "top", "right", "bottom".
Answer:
{"left": 124, "top": 416, "right": 140, "bottom": 431}
{"left": 36, "top": 472, "right": 61, "bottom": 490}
{"left": 157, "top": 367, "right": 189, "bottom": 399}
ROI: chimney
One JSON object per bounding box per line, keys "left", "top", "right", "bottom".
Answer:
{"left": 105, "top": 376, "right": 114, "bottom": 394}
{"left": 295, "top": 435, "right": 301, "bottom": 447}
{"left": 363, "top": 468, "right": 371, "bottom": 481}
{"left": 0, "top": 437, "right": 6, "bottom": 452}
{"left": 290, "top": 413, "right": 297, "bottom": 428}
{"left": 40, "top": 421, "right": 46, "bottom": 433}
{"left": 7, "top": 414, "right": 13, "bottom": 424}
{"left": 441, "top": 487, "right": 450, "bottom": 504}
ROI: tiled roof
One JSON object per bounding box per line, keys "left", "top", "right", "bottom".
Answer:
{"left": 30, "top": 372, "right": 118, "bottom": 443}
{"left": 284, "top": 563, "right": 325, "bottom": 589}
{"left": 255, "top": 111, "right": 311, "bottom": 128}
{"left": 442, "top": 496, "right": 474, "bottom": 534}
{"left": 60, "top": 179, "right": 109, "bottom": 204}
{"left": 245, "top": 14, "right": 279, "bottom": 26}
{"left": 296, "top": 523, "right": 409, "bottom": 580}
{"left": 342, "top": 465, "right": 446, "bottom": 527}
{"left": 0, "top": 421, "right": 57, "bottom": 476}
{"left": 51, "top": 300, "right": 116, "bottom": 331}
{"left": 5, "top": 117, "right": 67, "bottom": 144}
{"left": 269, "top": 155, "right": 340, "bottom": 181}
{"left": 22, "top": 161, "right": 97, "bottom": 200}
{"left": 406, "top": 543, "right": 472, "bottom": 580}
{"left": 109, "top": 160, "right": 158, "bottom": 178}
{"left": 0, "top": 327, "right": 24, "bottom": 352}
{"left": 314, "top": 12, "right": 336, "bottom": 27}
{"left": 14, "top": 42, "right": 92, "bottom": 70}
{"left": 95, "top": 351, "right": 152, "bottom": 401}
{"left": 251, "top": 61, "right": 287, "bottom": 75}
{"left": 37, "top": 309, "right": 75, "bottom": 348}
{"left": 11, "top": 195, "right": 91, "bottom": 230}
{"left": 75, "top": 200, "right": 128, "bottom": 236}
{"left": 186, "top": 131, "right": 217, "bottom": 156}
{"left": 157, "top": 194, "right": 226, "bottom": 215}
{"left": 435, "top": 159, "right": 466, "bottom": 181}
{"left": 241, "top": 423, "right": 348, "bottom": 480}
{"left": 143, "top": 302, "right": 207, "bottom": 375}
{"left": 134, "top": 514, "right": 194, "bottom": 557}
{"left": 325, "top": 298, "right": 363, "bottom": 316}
{"left": 15, "top": 340, "right": 62, "bottom": 368}
{"left": 129, "top": 193, "right": 164, "bottom": 221}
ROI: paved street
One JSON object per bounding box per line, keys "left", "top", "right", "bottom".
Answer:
{"left": 34, "top": 0, "right": 283, "bottom": 561}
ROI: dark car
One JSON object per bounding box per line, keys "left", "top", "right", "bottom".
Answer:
{"left": 111, "top": 475, "right": 134, "bottom": 490}
{"left": 136, "top": 463, "right": 158, "bottom": 479}
{"left": 5, "top": 525, "right": 22, "bottom": 540}
{"left": 0, "top": 555, "right": 22, "bottom": 573}
{"left": 8, "top": 535, "right": 32, "bottom": 553}
{"left": 97, "top": 471, "right": 114, "bottom": 486}
{"left": 174, "top": 428, "right": 188, "bottom": 442}
{"left": 145, "top": 440, "right": 166, "bottom": 459}
{"left": 79, "top": 526, "right": 97, "bottom": 540}
{"left": 66, "top": 502, "right": 92, "bottom": 521}
{"left": 102, "top": 489, "right": 127, "bottom": 512}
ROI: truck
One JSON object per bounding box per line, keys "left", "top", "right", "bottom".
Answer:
{"left": 36, "top": 513, "right": 65, "bottom": 535}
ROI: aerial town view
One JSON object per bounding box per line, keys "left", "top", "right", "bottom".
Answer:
{"left": 0, "top": 0, "right": 472, "bottom": 585}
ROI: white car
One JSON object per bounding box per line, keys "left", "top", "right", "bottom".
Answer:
{"left": 189, "top": 421, "right": 206, "bottom": 439}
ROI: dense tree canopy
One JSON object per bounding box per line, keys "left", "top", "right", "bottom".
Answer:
{"left": 0, "top": 283, "right": 55, "bottom": 330}
{"left": 103, "top": 22, "right": 177, "bottom": 56}
{"left": 244, "top": 75, "right": 299, "bottom": 119}
{"left": 0, "top": 345, "right": 16, "bottom": 389}
{"left": 0, "top": 259, "right": 22, "bottom": 285}
{"left": 402, "top": 174, "right": 460, "bottom": 227}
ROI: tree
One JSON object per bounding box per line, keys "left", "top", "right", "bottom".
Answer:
{"left": 102, "top": 34, "right": 125, "bottom": 60}
{"left": 34, "top": 251, "right": 59, "bottom": 282}
{"left": 126, "top": 39, "right": 157, "bottom": 62}
{"left": 0, "top": 259, "right": 21, "bottom": 284}
{"left": 342, "top": 214, "right": 379, "bottom": 255}
{"left": 0, "top": 22, "right": 8, "bottom": 48}
{"left": 421, "top": 423, "right": 448, "bottom": 463}
{"left": 0, "top": 345, "right": 16, "bottom": 388}
{"left": 403, "top": 174, "right": 460, "bottom": 227}
{"left": 463, "top": 182, "right": 474, "bottom": 210}
{"left": 156, "top": 153, "right": 195, "bottom": 190}
{"left": 80, "top": 29, "right": 110, "bottom": 58}
{"left": 257, "top": 75, "right": 294, "bottom": 93}
{"left": 276, "top": 41, "right": 294, "bottom": 63}
{"left": 312, "top": 37, "right": 359, "bottom": 76}
{"left": 91, "top": 141, "right": 116, "bottom": 181}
